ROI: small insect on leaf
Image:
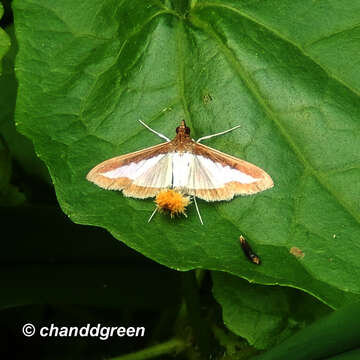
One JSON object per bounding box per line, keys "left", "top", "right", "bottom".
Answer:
{"left": 87, "top": 120, "right": 273, "bottom": 225}
{"left": 202, "top": 93, "right": 213, "bottom": 104}
{"left": 239, "top": 235, "right": 261, "bottom": 265}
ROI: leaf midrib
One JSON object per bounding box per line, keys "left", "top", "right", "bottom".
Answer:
{"left": 176, "top": 21, "right": 194, "bottom": 132}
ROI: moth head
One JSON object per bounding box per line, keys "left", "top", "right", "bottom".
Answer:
{"left": 176, "top": 120, "right": 191, "bottom": 136}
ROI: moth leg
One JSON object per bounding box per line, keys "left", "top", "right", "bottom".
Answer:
{"left": 148, "top": 206, "right": 158, "bottom": 223}
{"left": 193, "top": 196, "right": 204, "bottom": 225}
{"left": 196, "top": 124, "right": 241, "bottom": 143}
{"left": 138, "top": 119, "right": 170, "bottom": 142}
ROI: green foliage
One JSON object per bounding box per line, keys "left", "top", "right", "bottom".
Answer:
{"left": 0, "top": 3, "right": 10, "bottom": 74}
{"left": 212, "top": 272, "right": 331, "bottom": 350}
{"left": 12, "top": 0, "right": 360, "bottom": 312}
{"left": 0, "top": 25, "right": 50, "bottom": 185}
{"left": 253, "top": 302, "right": 360, "bottom": 360}
{"left": 0, "top": 20, "right": 26, "bottom": 206}
{"left": 0, "top": 138, "right": 25, "bottom": 206}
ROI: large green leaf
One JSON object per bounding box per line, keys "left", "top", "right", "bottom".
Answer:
{"left": 13, "top": 0, "right": 360, "bottom": 308}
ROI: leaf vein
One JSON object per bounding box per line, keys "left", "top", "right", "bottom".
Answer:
{"left": 191, "top": 16, "right": 360, "bottom": 225}
{"left": 192, "top": 2, "right": 360, "bottom": 98}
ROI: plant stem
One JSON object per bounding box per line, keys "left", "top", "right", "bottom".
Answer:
{"left": 170, "top": 0, "right": 190, "bottom": 15}
{"left": 108, "top": 338, "right": 187, "bottom": 360}
{"left": 181, "top": 270, "right": 213, "bottom": 358}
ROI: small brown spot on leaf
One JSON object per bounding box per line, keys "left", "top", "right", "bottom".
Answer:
{"left": 290, "top": 247, "right": 304, "bottom": 259}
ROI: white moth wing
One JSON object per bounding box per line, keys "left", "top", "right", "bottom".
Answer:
{"left": 99, "top": 154, "right": 173, "bottom": 198}
{"left": 170, "top": 145, "right": 273, "bottom": 201}
{"left": 132, "top": 154, "right": 172, "bottom": 188}
{"left": 170, "top": 153, "right": 258, "bottom": 188}
{"left": 101, "top": 153, "right": 171, "bottom": 185}
{"left": 86, "top": 143, "right": 173, "bottom": 198}
{"left": 170, "top": 152, "right": 260, "bottom": 197}
{"left": 189, "top": 155, "right": 220, "bottom": 191}
{"left": 195, "top": 155, "right": 259, "bottom": 186}
{"left": 101, "top": 154, "right": 164, "bottom": 180}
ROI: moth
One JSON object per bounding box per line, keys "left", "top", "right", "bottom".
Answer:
{"left": 86, "top": 120, "right": 274, "bottom": 224}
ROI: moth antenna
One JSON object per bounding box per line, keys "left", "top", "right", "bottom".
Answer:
{"left": 138, "top": 119, "right": 170, "bottom": 142}
{"left": 196, "top": 124, "right": 241, "bottom": 143}
{"left": 148, "top": 207, "right": 158, "bottom": 223}
{"left": 193, "top": 196, "right": 204, "bottom": 225}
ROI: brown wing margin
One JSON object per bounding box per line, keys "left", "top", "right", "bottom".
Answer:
{"left": 86, "top": 142, "right": 172, "bottom": 194}
{"left": 192, "top": 143, "right": 274, "bottom": 201}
